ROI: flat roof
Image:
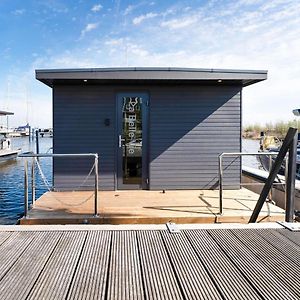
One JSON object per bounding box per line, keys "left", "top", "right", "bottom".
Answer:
{"left": 36, "top": 67, "right": 267, "bottom": 87}
{"left": 0, "top": 110, "right": 14, "bottom": 116}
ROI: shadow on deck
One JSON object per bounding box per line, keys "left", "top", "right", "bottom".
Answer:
{"left": 20, "top": 188, "right": 285, "bottom": 225}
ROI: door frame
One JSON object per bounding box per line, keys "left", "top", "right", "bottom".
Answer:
{"left": 116, "top": 92, "right": 149, "bottom": 190}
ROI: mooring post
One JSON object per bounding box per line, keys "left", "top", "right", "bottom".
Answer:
{"left": 285, "top": 130, "right": 298, "bottom": 222}
{"left": 24, "top": 159, "right": 29, "bottom": 218}
{"left": 35, "top": 130, "right": 39, "bottom": 154}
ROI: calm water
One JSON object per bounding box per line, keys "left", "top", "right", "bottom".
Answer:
{"left": 0, "top": 137, "right": 52, "bottom": 224}
{"left": 0, "top": 137, "right": 260, "bottom": 225}
{"left": 242, "top": 138, "right": 260, "bottom": 168}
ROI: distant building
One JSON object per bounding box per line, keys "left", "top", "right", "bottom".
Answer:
{"left": 36, "top": 67, "right": 267, "bottom": 190}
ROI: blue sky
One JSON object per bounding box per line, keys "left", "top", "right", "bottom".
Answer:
{"left": 0, "top": 0, "right": 300, "bottom": 127}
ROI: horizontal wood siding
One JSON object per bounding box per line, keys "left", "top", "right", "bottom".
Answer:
{"left": 149, "top": 86, "right": 241, "bottom": 189}
{"left": 53, "top": 84, "right": 241, "bottom": 191}
{"left": 53, "top": 85, "right": 115, "bottom": 190}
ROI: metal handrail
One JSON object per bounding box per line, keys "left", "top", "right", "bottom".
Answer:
{"left": 218, "top": 152, "right": 279, "bottom": 215}
{"left": 19, "top": 153, "right": 99, "bottom": 218}
{"left": 19, "top": 153, "right": 97, "bottom": 158}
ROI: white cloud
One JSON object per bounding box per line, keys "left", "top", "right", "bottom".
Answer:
{"left": 133, "top": 12, "right": 158, "bottom": 25}
{"left": 12, "top": 9, "right": 25, "bottom": 15}
{"left": 160, "top": 15, "right": 198, "bottom": 29}
{"left": 124, "top": 5, "right": 135, "bottom": 15}
{"left": 104, "top": 38, "right": 124, "bottom": 46}
{"left": 124, "top": 2, "right": 155, "bottom": 15}
{"left": 91, "top": 4, "right": 102, "bottom": 12}
{"left": 80, "top": 23, "right": 99, "bottom": 37}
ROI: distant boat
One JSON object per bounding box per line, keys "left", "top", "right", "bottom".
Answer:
{"left": 13, "top": 123, "right": 30, "bottom": 136}
{"left": 257, "top": 132, "right": 300, "bottom": 180}
{"left": 0, "top": 137, "right": 21, "bottom": 162}
{"left": 0, "top": 111, "right": 21, "bottom": 162}
{"left": 0, "top": 110, "right": 14, "bottom": 135}
{"left": 38, "top": 128, "right": 53, "bottom": 138}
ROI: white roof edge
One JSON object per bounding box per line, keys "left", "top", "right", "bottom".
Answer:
{"left": 36, "top": 67, "right": 268, "bottom": 75}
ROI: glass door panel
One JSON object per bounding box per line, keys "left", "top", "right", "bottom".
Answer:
{"left": 117, "top": 93, "right": 148, "bottom": 189}
{"left": 122, "top": 96, "right": 142, "bottom": 184}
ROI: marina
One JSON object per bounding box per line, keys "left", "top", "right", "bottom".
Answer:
{"left": 1, "top": 1, "right": 300, "bottom": 299}
{"left": 0, "top": 137, "right": 52, "bottom": 224}
{"left": 0, "top": 68, "right": 299, "bottom": 300}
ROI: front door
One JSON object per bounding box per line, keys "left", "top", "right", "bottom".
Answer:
{"left": 117, "top": 93, "right": 149, "bottom": 189}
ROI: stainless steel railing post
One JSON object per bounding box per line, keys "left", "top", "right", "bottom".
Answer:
{"left": 218, "top": 152, "right": 278, "bottom": 216}
{"left": 284, "top": 155, "right": 288, "bottom": 216}
{"left": 285, "top": 131, "right": 298, "bottom": 222}
{"left": 94, "top": 154, "right": 99, "bottom": 217}
{"left": 19, "top": 153, "right": 100, "bottom": 217}
{"left": 31, "top": 157, "right": 35, "bottom": 206}
{"left": 218, "top": 154, "right": 223, "bottom": 215}
{"left": 268, "top": 155, "right": 273, "bottom": 201}
{"left": 24, "top": 159, "right": 29, "bottom": 218}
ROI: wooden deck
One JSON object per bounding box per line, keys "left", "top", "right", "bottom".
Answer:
{"left": 0, "top": 223, "right": 300, "bottom": 299}
{"left": 20, "top": 188, "right": 285, "bottom": 225}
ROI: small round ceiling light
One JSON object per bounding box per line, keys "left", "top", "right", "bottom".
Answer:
{"left": 83, "top": 79, "right": 88, "bottom": 82}
{"left": 218, "top": 79, "right": 222, "bottom": 83}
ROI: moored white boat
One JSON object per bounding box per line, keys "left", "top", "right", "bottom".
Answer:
{"left": 0, "top": 110, "right": 21, "bottom": 162}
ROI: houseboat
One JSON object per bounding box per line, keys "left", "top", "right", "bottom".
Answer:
{"left": 36, "top": 67, "right": 267, "bottom": 191}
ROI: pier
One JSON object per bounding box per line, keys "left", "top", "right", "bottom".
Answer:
{"left": 20, "top": 188, "right": 285, "bottom": 225}
{"left": 0, "top": 223, "right": 300, "bottom": 299}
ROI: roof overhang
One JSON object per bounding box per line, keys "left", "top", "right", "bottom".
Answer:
{"left": 0, "top": 110, "right": 14, "bottom": 116}
{"left": 36, "top": 67, "right": 267, "bottom": 88}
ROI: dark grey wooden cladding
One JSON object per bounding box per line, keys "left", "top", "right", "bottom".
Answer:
{"left": 53, "top": 85, "right": 115, "bottom": 190}
{"left": 53, "top": 84, "right": 241, "bottom": 190}
{"left": 149, "top": 85, "right": 241, "bottom": 189}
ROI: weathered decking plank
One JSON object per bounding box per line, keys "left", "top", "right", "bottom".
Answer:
{"left": 0, "top": 232, "right": 35, "bottom": 281}
{"left": 0, "top": 231, "right": 62, "bottom": 299}
{"left": 0, "top": 226, "right": 299, "bottom": 300}
{"left": 107, "top": 231, "right": 144, "bottom": 300}
{"left": 276, "top": 229, "right": 300, "bottom": 247}
{"left": 27, "top": 231, "right": 87, "bottom": 300}
{"left": 231, "top": 229, "right": 300, "bottom": 298}
{"left": 161, "top": 230, "right": 223, "bottom": 300}
{"left": 137, "top": 230, "right": 183, "bottom": 300}
{"left": 66, "top": 231, "right": 111, "bottom": 300}
{"left": 0, "top": 232, "right": 13, "bottom": 246}
{"left": 208, "top": 229, "right": 299, "bottom": 300}
{"left": 184, "top": 229, "right": 262, "bottom": 300}
{"left": 255, "top": 229, "right": 300, "bottom": 266}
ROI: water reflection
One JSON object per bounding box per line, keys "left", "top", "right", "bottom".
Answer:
{"left": 0, "top": 137, "right": 52, "bottom": 224}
